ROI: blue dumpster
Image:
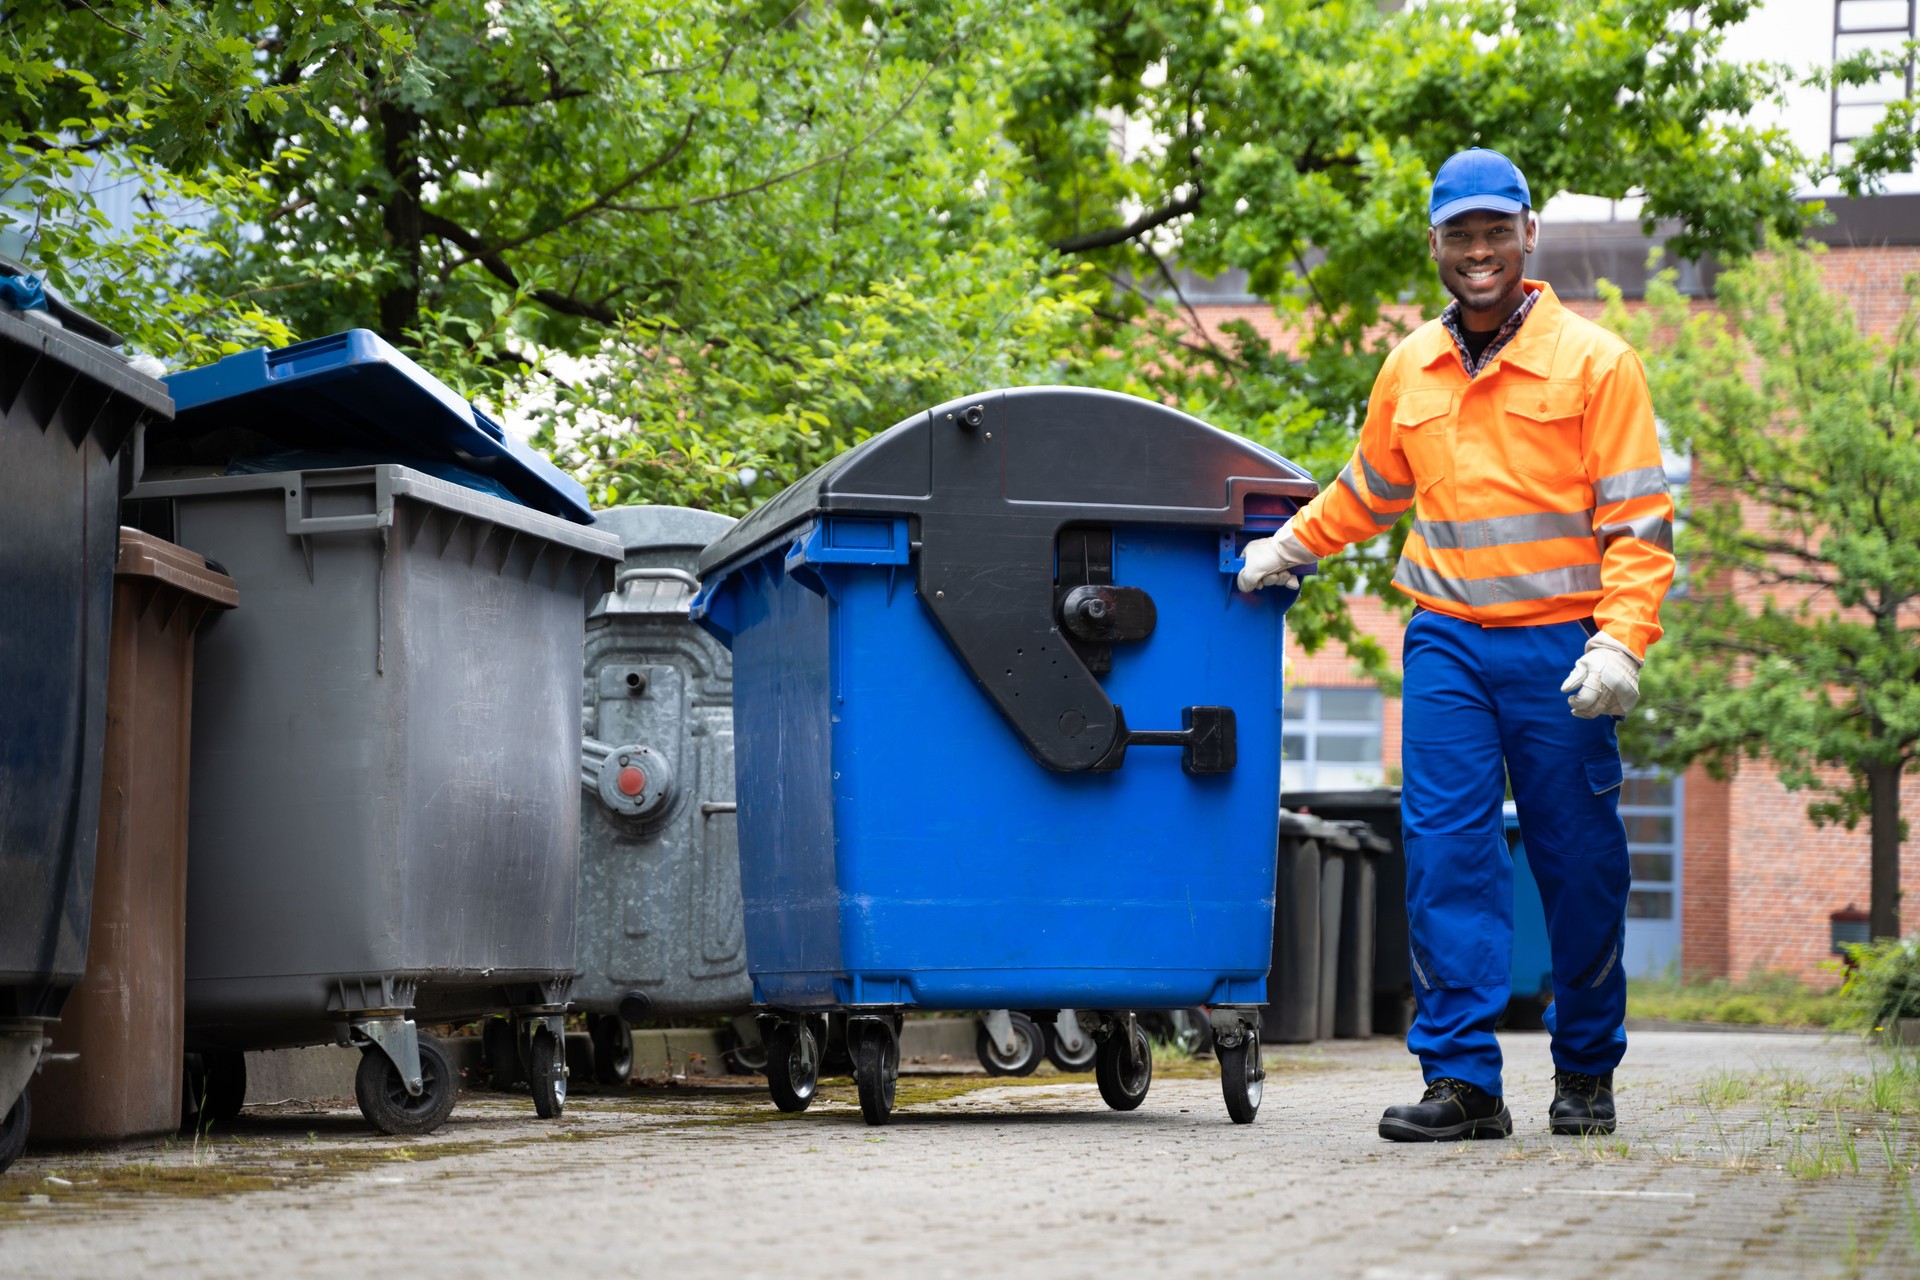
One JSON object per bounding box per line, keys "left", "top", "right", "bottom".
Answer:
{"left": 1506, "top": 802, "right": 1555, "bottom": 1029}
{"left": 692, "top": 387, "right": 1316, "bottom": 1125}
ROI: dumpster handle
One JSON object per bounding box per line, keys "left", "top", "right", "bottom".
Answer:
{"left": 700, "top": 801, "right": 737, "bottom": 815}
{"left": 617, "top": 567, "right": 700, "bottom": 591}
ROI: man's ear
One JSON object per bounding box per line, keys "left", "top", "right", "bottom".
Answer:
{"left": 1523, "top": 212, "right": 1539, "bottom": 255}
{"left": 1428, "top": 225, "right": 1439, "bottom": 262}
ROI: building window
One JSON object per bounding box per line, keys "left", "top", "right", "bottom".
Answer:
{"left": 1831, "top": 0, "right": 1919, "bottom": 161}
{"left": 1283, "top": 687, "right": 1385, "bottom": 792}
{"left": 1621, "top": 770, "right": 1682, "bottom": 921}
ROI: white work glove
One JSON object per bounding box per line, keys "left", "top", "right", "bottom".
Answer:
{"left": 1236, "top": 521, "right": 1318, "bottom": 593}
{"left": 1561, "top": 630, "right": 1642, "bottom": 719}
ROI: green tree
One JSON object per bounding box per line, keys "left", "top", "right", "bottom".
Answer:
{"left": 1609, "top": 247, "right": 1920, "bottom": 940}
{"left": 4, "top": 1, "right": 1094, "bottom": 513}
{"left": 1001, "top": 0, "right": 1906, "bottom": 670}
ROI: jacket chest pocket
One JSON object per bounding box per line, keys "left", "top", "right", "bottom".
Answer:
{"left": 1503, "top": 381, "right": 1587, "bottom": 483}
{"left": 1392, "top": 388, "right": 1456, "bottom": 488}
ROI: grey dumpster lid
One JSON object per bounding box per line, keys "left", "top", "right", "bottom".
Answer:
{"left": 593, "top": 504, "right": 736, "bottom": 554}
{"left": 1278, "top": 811, "right": 1320, "bottom": 838}
{"left": 696, "top": 386, "right": 1315, "bottom": 578}
{"left": 1, "top": 266, "right": 172, "bottom": 460}
{"left": 1330, "top": 819, "right": 1392, "bottom": 855}
{"left": 1291, "top": 810, "right": 1358, "bottom": 849}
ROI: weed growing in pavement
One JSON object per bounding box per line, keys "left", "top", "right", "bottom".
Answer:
{"left": 1696, "top": 1070, "right": 1756, "bottom": 1109}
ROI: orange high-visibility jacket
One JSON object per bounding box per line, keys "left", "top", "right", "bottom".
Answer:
{"left": 1289, "top": 281, "right": 1675, "bottom": 658}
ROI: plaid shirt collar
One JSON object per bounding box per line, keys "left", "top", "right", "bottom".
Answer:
{"left": 1440, "top": 285, "right": 1540, "bottom": 379}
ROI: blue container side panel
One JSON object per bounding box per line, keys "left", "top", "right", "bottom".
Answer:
{"left": 729, "top": 521, "right": 1286, "bottom": 1010}
{"left": 1509, "top": 822, "right": 1554, "bottom": 1000}
{"left": 726, "top": 557, "right": 845, "bottom": 1007}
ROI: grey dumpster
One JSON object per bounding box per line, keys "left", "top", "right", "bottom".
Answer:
{"left": 1331, "top": 820, "right": 1385, "bottom": 1039}
{"left": 121, "top": 464, "right": 620, "bottom": 1134}
{"left": 1287, "top": 787, "right": 1410, "bottom": 1036}
{"left": 566, "top": 504, "right": 753, "bottom": 1086}
{"left": 1314, "top": 820, "right": 1358, "bottom": 1042}
{"left": 1262, "top": 812, "right": 1324, "bottom": 1044}
{"left": 1, "top": 273, "right": 171, "bottom": 1172}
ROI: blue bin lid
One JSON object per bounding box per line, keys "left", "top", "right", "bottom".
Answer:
{"left": 158, "top": 329, "right": 592, "bottom": 524}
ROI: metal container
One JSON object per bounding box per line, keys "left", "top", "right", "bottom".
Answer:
{"left": 694, "top": 387, "right": 1317, "bottom": 1125}
{"left": 0, "top": 287, "right": 171, "bottom": 1170}
{"left": 34, "top": 531, "right": 236, "bottom": 1145}
{"left": 121, "top": 464, "right": 620, "bottom": 1133}
{"left": 569, "top": 505, "right": 749, "bottom": 1085}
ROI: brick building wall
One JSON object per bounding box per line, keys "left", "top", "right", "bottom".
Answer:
{"left": 1195, "top": 237, "right": 1920, "bottom": 988}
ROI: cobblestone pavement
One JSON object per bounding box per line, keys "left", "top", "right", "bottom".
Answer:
{"left": 3, "top": 1030, "right": 1915, "bottom": 1278}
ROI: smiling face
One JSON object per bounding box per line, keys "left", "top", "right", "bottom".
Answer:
{"left": 1429, "top": 208, "right": 1538, "bottom": 331}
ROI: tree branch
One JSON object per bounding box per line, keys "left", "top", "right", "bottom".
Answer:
{"left": 1051, "top": 187, "right": 1203, "bottom": 254}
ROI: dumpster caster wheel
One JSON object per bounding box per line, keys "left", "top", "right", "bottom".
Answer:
{"left": 0, "top": 1086, "right": 29, "bottom": 1174}
{"left": 589, "top": 1015, "right": 633, "bottom": 1086}
{"left": 356, "top": 1033, "right": 456, "bottom": 1136}
{"left": 1045, "top": 1016, "right": 1097, "bottom": 1073}
{"left": 1217, "top": 1038, "right": 1264, "bottom": 1125}
{"left": 975, "top": 1012, "right": 1043, "bottom": 1077}
{"left": 203, "top": 1050, "right": 247, "bottom": 1126}
{"left": 1095, "top": 1021, "right": 1153, "bottom": 1112}
{"left": 528, "top": 1028, "right": 566, "bottom": 1119}
{"left": 853, "top": 1028, "right": 898, "bottom": 1127}
{"left": 765, "top": 1021, "right": 819, "bottom": 1113}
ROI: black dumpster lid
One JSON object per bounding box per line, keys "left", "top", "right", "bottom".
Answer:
{"left": 1329, "top": 819, "right": 1392, "bottom": 854}
{"left": 697, "top": 386, "right": 1315, "bottom": 577}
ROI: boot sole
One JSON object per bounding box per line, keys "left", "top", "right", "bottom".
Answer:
{"left": 1378, "top": 1107, "right": 1513, "bottom": 1142}
{"left": 1550, "top": 1116, "right": 1617, "bottom": 1136}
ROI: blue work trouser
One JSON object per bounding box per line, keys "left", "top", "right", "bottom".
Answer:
{"left": 1400, "top": 608, "right": 1632, "bottom": 1098}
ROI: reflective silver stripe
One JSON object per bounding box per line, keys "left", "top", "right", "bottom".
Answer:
{"left": 1359, "top": 451, "right": 1416, "bottom": 502}
{"left": 1593, "top": 466, "right": 1669, "bottom": 506}
{"left": 1415, "top": 509, "right": 1595, "bottom": 551}
{"left": 1338, "top": 463, "right": 1408, "bottom": 527}
{"left": 1597, "top": 512, "right": 1674, "bottom": 552}
{"left": 1409, "top": 949, "right": 1433, "bottom": 992}
{"left": 1590, "top": 942, "right": 1619, "bottom": 990}
{"left": 1393, "top": 558, "right": 1603, "bottom": 606}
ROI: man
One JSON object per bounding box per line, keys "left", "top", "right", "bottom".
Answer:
{"left": 1238, "top": 147, "right": 1674, "bottom": 1140}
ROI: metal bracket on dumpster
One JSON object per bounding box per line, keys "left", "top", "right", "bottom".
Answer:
{"left": 351, "top": 1016, "right": 422, "bottom": 1097}
{"left": 1052, "top": 1010, "right": 1089, "bottom": 1059}
{"left": 1209, "top": 1006, "right": 1260, "bottom": 1050}
{"left": 1090, "top": 705, "right": 1237, "bottom": 775}
{"left": 0, "top": 1024, "right": 50, "bottom": 1112}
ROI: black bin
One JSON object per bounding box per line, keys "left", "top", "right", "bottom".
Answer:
{"left": 1262, "top": 812, "right": 1323, "bottom": 1044}
{"left": 1331, "top": 820, "right": 1388, "bottom": 1039}
{"left": 1314, "top": 819, "right": 1358, "bottom": 1042}
{"left": 1288, "top": 788, "right": 1410, "bottom": 1037}
{"left": 0, "top": 266, "right": 171, "bottom": 1170}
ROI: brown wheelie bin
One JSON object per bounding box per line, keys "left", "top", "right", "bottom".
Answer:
{"left": 33, "top": 530, "right": 237, "bottom": 1145}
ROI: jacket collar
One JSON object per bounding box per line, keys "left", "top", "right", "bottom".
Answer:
{"left": 1416, "top": 280, "right": 1562, "bottom": 376}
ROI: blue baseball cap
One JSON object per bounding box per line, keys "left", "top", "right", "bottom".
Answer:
{"left": 1429, "top": 147, "right": 1532, "bottom": 226}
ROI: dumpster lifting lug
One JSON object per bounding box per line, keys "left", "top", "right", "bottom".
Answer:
{"left": 350, "top": 1016, "right": 423, "bottom": 1097}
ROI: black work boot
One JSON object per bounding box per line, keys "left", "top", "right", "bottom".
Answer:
{"left": 1549, "top": 1070, "right": 1616, "bottom": 1135}
{"left": 1378, "top": 1078, "right": 1513, "bottom": 1142}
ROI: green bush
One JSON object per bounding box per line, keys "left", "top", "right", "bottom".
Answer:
{"left": 1626, "top": 970, "right": 1845, "bottom": 1028}
{"left": 1838, "top": 937, "right": 1920, "bottom": 1032}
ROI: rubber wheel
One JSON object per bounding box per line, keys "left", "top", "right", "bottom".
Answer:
{"left": 0, "top": 1085, "right": 29, "bottom": 1174}
{"left": 726, "top": 1025, "right": 769, "bottom": 1076}
{"left": 590, "top": 1015, "right": 633, "bottom": 1086}
{"left": 975, "top": 1012, "right": 1044, "bottom": 1077}
{"left": 853, "top": 1027, "right": 898, "bottom": 1127}
{"left": 1218, "top": 1037, "right": 1264, "bottom": 1125}
{"left": 1045, "top": 1018, "right": 1098, "bottom": 1073}
{"left": 528, "top": 1027, "right": 566, "bottom": 1119}
{"left": 354, "top": 1033, "right": 457, "bottom": 1136}
{"left": 1094, "top": 1021, "right": 1153, "bottom": 1112}
{"left": 481, "top": 1017, "right": 521, "bottom": 1091}
{"left": 202, "top": 1050, "right": 247, "bottom": 1125}
{"left": 765, "top": 1022, "right": 819, "bottom": 1113}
